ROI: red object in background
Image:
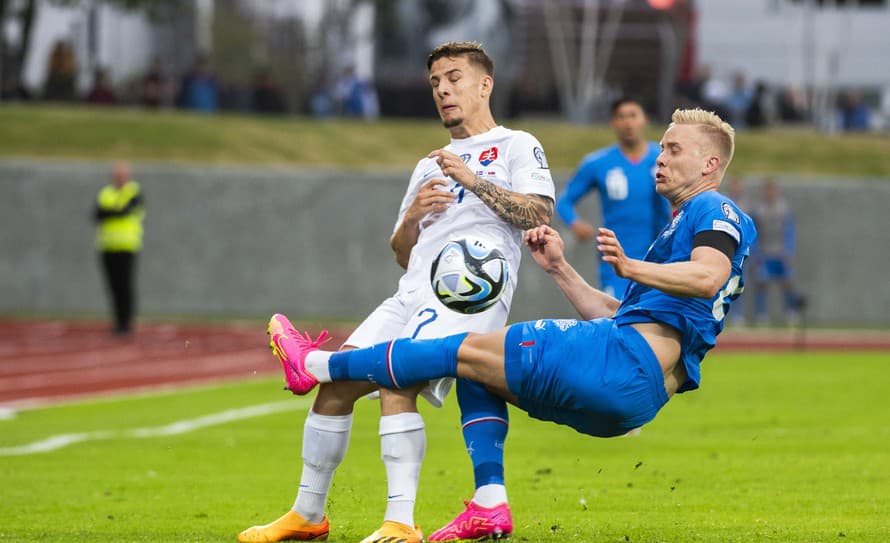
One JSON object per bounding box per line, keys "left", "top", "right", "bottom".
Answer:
{"left": 648, "top": 0, "right": 676, "bottom": 9}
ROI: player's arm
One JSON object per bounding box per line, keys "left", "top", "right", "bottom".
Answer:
{"left": 390, "top": 179, "right": 455, "bottom": 269}
{"left": 597, "top": 227, "right": 733, "bottom": 298}
{"left": 525, "top": 225, "right": 620, "bottom": 319}
{"left": 429, "top": 149, "right": 553, "bottom": 229}
{"left": 556, "top": 162, "right": 598, "bottom": 241}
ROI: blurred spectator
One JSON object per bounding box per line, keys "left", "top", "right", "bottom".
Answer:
{"left": 43, "top": 40, "right": 77, "bottom": 102}
{"left": 724, "top": 72, "right": 753, "bottom": 128}
{"left": 778, "top": 86, "right": 807, "bottom": 122}
{"left": 176, "top": 55, "right": 219, "bottom": 112}
{"left": 724, "top": 176, "right": 751, "bottom": 326}
{"left": 837, "top": 90, "right": 871, "bottom": 132}
{"left": 252, "top": 69, "right": 287, "bottom": 114}
{"left": 334, "top": 66, "right": 379, "bottom": 120}
{"left": 92, "top": 161, "right": 144, "bottom": 336}
{"left": 750, "top": 178, "right": 800, "bottom": 326}
{"left": 86, "top": 67, "right": 117, "bottom": 105}
{"left": 745, "top": 81, "right": 771, "bottom": 128}
{"left": 141, "top": 57, "right": 170, "bottom": 109}
{"left": 309, "top": 79, "right": 334, "bottom": 118}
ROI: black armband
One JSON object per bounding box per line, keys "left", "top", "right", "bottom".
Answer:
{"left": 693, "top": 230, "right": 738, "bottom": 261}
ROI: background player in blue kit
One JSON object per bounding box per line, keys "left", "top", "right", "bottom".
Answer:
{"left": 267, "top": 108, "right": 756, "bottom": 529}
{"left": 556, "top": 97, "right": 671, "bottom": 298}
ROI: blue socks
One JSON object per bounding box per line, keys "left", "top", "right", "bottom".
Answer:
{"left": 457, "top": 378, "right": 508, "bottom": 488}
{"left": 328, "top": 333, "right": 468, "bottom": 388}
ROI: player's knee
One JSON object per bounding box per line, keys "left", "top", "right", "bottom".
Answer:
{"left": 379, "top": 383, "right": 423, "bottom": 414}
{"left": 313, "top": 381, "right": 374, "bottom": 415}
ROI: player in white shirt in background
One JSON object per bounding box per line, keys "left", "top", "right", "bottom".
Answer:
{"left": 238, "top": 41, "right": 554, "bottom": 543}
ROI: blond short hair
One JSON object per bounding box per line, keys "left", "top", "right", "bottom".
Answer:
{"left": 427, "top": 41, "right": 494, "bottom": 75}
{"left": 670, "top": 108, "right": 735, "bottom": 174}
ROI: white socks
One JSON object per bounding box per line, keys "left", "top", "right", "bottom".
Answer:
{"left": 380, "top": 412, "right": 426, "bottom": 527}
{"left": 305, "top": 351, "right": 332, "bottom": 382}
{"left": 292, "top": 410, "right": 353, "bottom": 523}
{"left": 472, "top": 483, "right": 508, "bottom": 508}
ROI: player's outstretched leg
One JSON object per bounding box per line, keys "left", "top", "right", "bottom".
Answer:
{"left": 429, "top": 379, "right": 513, "bottom": 542}
{"left": 267, "top": 313, "right": 470, "bottom": 394}
{"left": 237, "top": 510, "right": 329, "bottom": 542}
{"left": 268, "top": 314, "right": 329, "bottom": 394}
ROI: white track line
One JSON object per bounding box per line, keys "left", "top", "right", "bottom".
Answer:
{"left": 0, "top": 398, "right": 311, "bottom": 456}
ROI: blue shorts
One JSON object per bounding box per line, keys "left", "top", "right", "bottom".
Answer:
{"left": 758, "top": 258, "right": 790, "bottom": 281}
{"left": 503, "top": 318, "right": 669, "bottom": 437}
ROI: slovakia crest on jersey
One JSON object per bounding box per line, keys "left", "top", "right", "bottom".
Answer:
{"left": 478, "top": 147, "right": 498, "bottom": 166}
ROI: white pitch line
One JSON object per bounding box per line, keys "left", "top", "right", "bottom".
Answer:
{"left": 0, "top": 398, "right": 310, "bottom": 456}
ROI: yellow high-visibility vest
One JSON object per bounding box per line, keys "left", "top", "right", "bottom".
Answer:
{"left": 96, "top": 181, "right": 144, "bottom": 251}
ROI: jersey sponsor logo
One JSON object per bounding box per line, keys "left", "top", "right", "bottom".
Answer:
{"left": 605, "top": 167, "right": 629, "bottom": 200}
{"left": 478, "top": 146, "right": 499, "bottom": 166}
{"left": 712, "top": 220, "right": 741, "bottom": 243}
{"left": 722, "top": 202, "right": 741, "bottom": 224}
{"left": 534, "top": 146, "right": 549, "bottom": 169}
{"left": 460, "top": 153, "right": 472, "bottom": 164}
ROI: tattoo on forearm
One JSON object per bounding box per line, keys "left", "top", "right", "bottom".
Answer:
{"left": 471, "top": 176, "right": 553, "bottom": 229}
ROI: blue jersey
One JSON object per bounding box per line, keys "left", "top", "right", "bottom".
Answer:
{"left": 556, "top": 143, "right": 671, "bottom": 297}
{"left": 556, "top": 143, "right": 671, "bottom": 260}
{"left": 614, "top": 191, "right": 757, "bottom": 393}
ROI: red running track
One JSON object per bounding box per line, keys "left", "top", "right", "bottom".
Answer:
{"left": 0, "top": 319, "right": 886, "bottom": 409}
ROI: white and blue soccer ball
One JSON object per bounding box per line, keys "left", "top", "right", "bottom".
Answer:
{"left": 430, "top": 237, "right": 508, "bottom": 314}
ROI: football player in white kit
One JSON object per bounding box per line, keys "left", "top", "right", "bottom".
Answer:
{"left": 238, "top": 42, "right": 555, "bottom": 543}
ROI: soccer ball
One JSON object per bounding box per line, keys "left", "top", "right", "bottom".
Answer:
{"left": 430, "top": 237, "right": 508, "bottom": 314}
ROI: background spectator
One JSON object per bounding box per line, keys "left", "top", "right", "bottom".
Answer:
{"left": 176, "top": 55, "right": 219, "bottom": 113}
{"left": 252, "top": 69, "right": 287, "bottom": 114}
{"left": 43, "top": 40, "right": 77, "bottom": 102}
{"left": 724, "top": 71, "right": 753, "bottom": 128}
{"left": 86, "top": 67, "right": 117, "bottom": 105}
{"left": 745, "top": 81, "right": 771, "bottom": 128}
{"left": 838, "top": 90, "right": 871, "bottom": 132}
{"left": 141, "top": 57, "right": 170, "bottom": 109}
{"left": 751, "top": 178, "right": 800, "bottom": 326}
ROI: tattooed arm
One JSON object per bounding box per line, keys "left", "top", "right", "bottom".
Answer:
{"left": 467, "top": 175, "right": 553, "bottom": 229}
{"left": 428, "top": 148, "right": 553, "bottom": 229}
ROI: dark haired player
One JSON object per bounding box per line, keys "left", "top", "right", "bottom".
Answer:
{"left": 556, "top": 97, "right": 671, "bottom": 299}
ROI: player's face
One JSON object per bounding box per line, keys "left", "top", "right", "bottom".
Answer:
{"left": 610, "top": 103, "right": 647, "bottom": 146}
{"left": 428, "top": 56, "right": 491, "bottom": 130}
{"left": 655, "top": 124, "right": 712, "bottom": 201}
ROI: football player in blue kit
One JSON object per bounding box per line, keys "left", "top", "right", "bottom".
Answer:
{"left": 268, "top": 108, "right": 756, "bottom": 520}
{"left": 556, "top": 97, "right": 671, "bottom": 298}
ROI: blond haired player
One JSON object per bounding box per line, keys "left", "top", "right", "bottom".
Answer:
{"left": 267, "top": 109, "right": 758, "bottom": 537}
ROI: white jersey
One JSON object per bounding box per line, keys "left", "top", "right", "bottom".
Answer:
{"left": 394, "top": 125, "right": 555, "bottom": 296}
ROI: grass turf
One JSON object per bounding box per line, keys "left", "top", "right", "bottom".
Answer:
{"left": 1, "top": 352, "right": 888, "bottom": 542}
{"left": 1, "top": 105, "right": 889, "bottom": 177}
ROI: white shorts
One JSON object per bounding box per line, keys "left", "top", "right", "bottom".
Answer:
{"left": 344, "top": 287, "right": 510, "bottom": 407}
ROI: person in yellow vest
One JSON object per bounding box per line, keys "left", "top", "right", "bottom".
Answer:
{"left": 93, "top": 161, "right": 144, "bottom": 335}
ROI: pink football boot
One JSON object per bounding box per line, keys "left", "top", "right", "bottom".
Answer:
{"left": 428, "top": 501, "right": 513, "bottom": 541}
{"left": 267, "top": 313, "right": 329, "bottom": 395}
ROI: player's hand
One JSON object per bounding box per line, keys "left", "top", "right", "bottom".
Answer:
{"left": 525, "top": 225, "right": 567, "bottom": 273}
{"left": 404, "top": 179, "right": 456, "bottom": 224}
{"left": 597, "top": 227, "right": 634, "bottom": 278}
{"left": 428, "top": 149, "right": 476, "bottom": 188}
{"left": 570, "top": 220, "right": 596, "bottom": 242}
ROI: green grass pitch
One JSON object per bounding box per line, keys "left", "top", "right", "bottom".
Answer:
{"left": 1, "top": 351, "right": 888, "bottom": 542}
